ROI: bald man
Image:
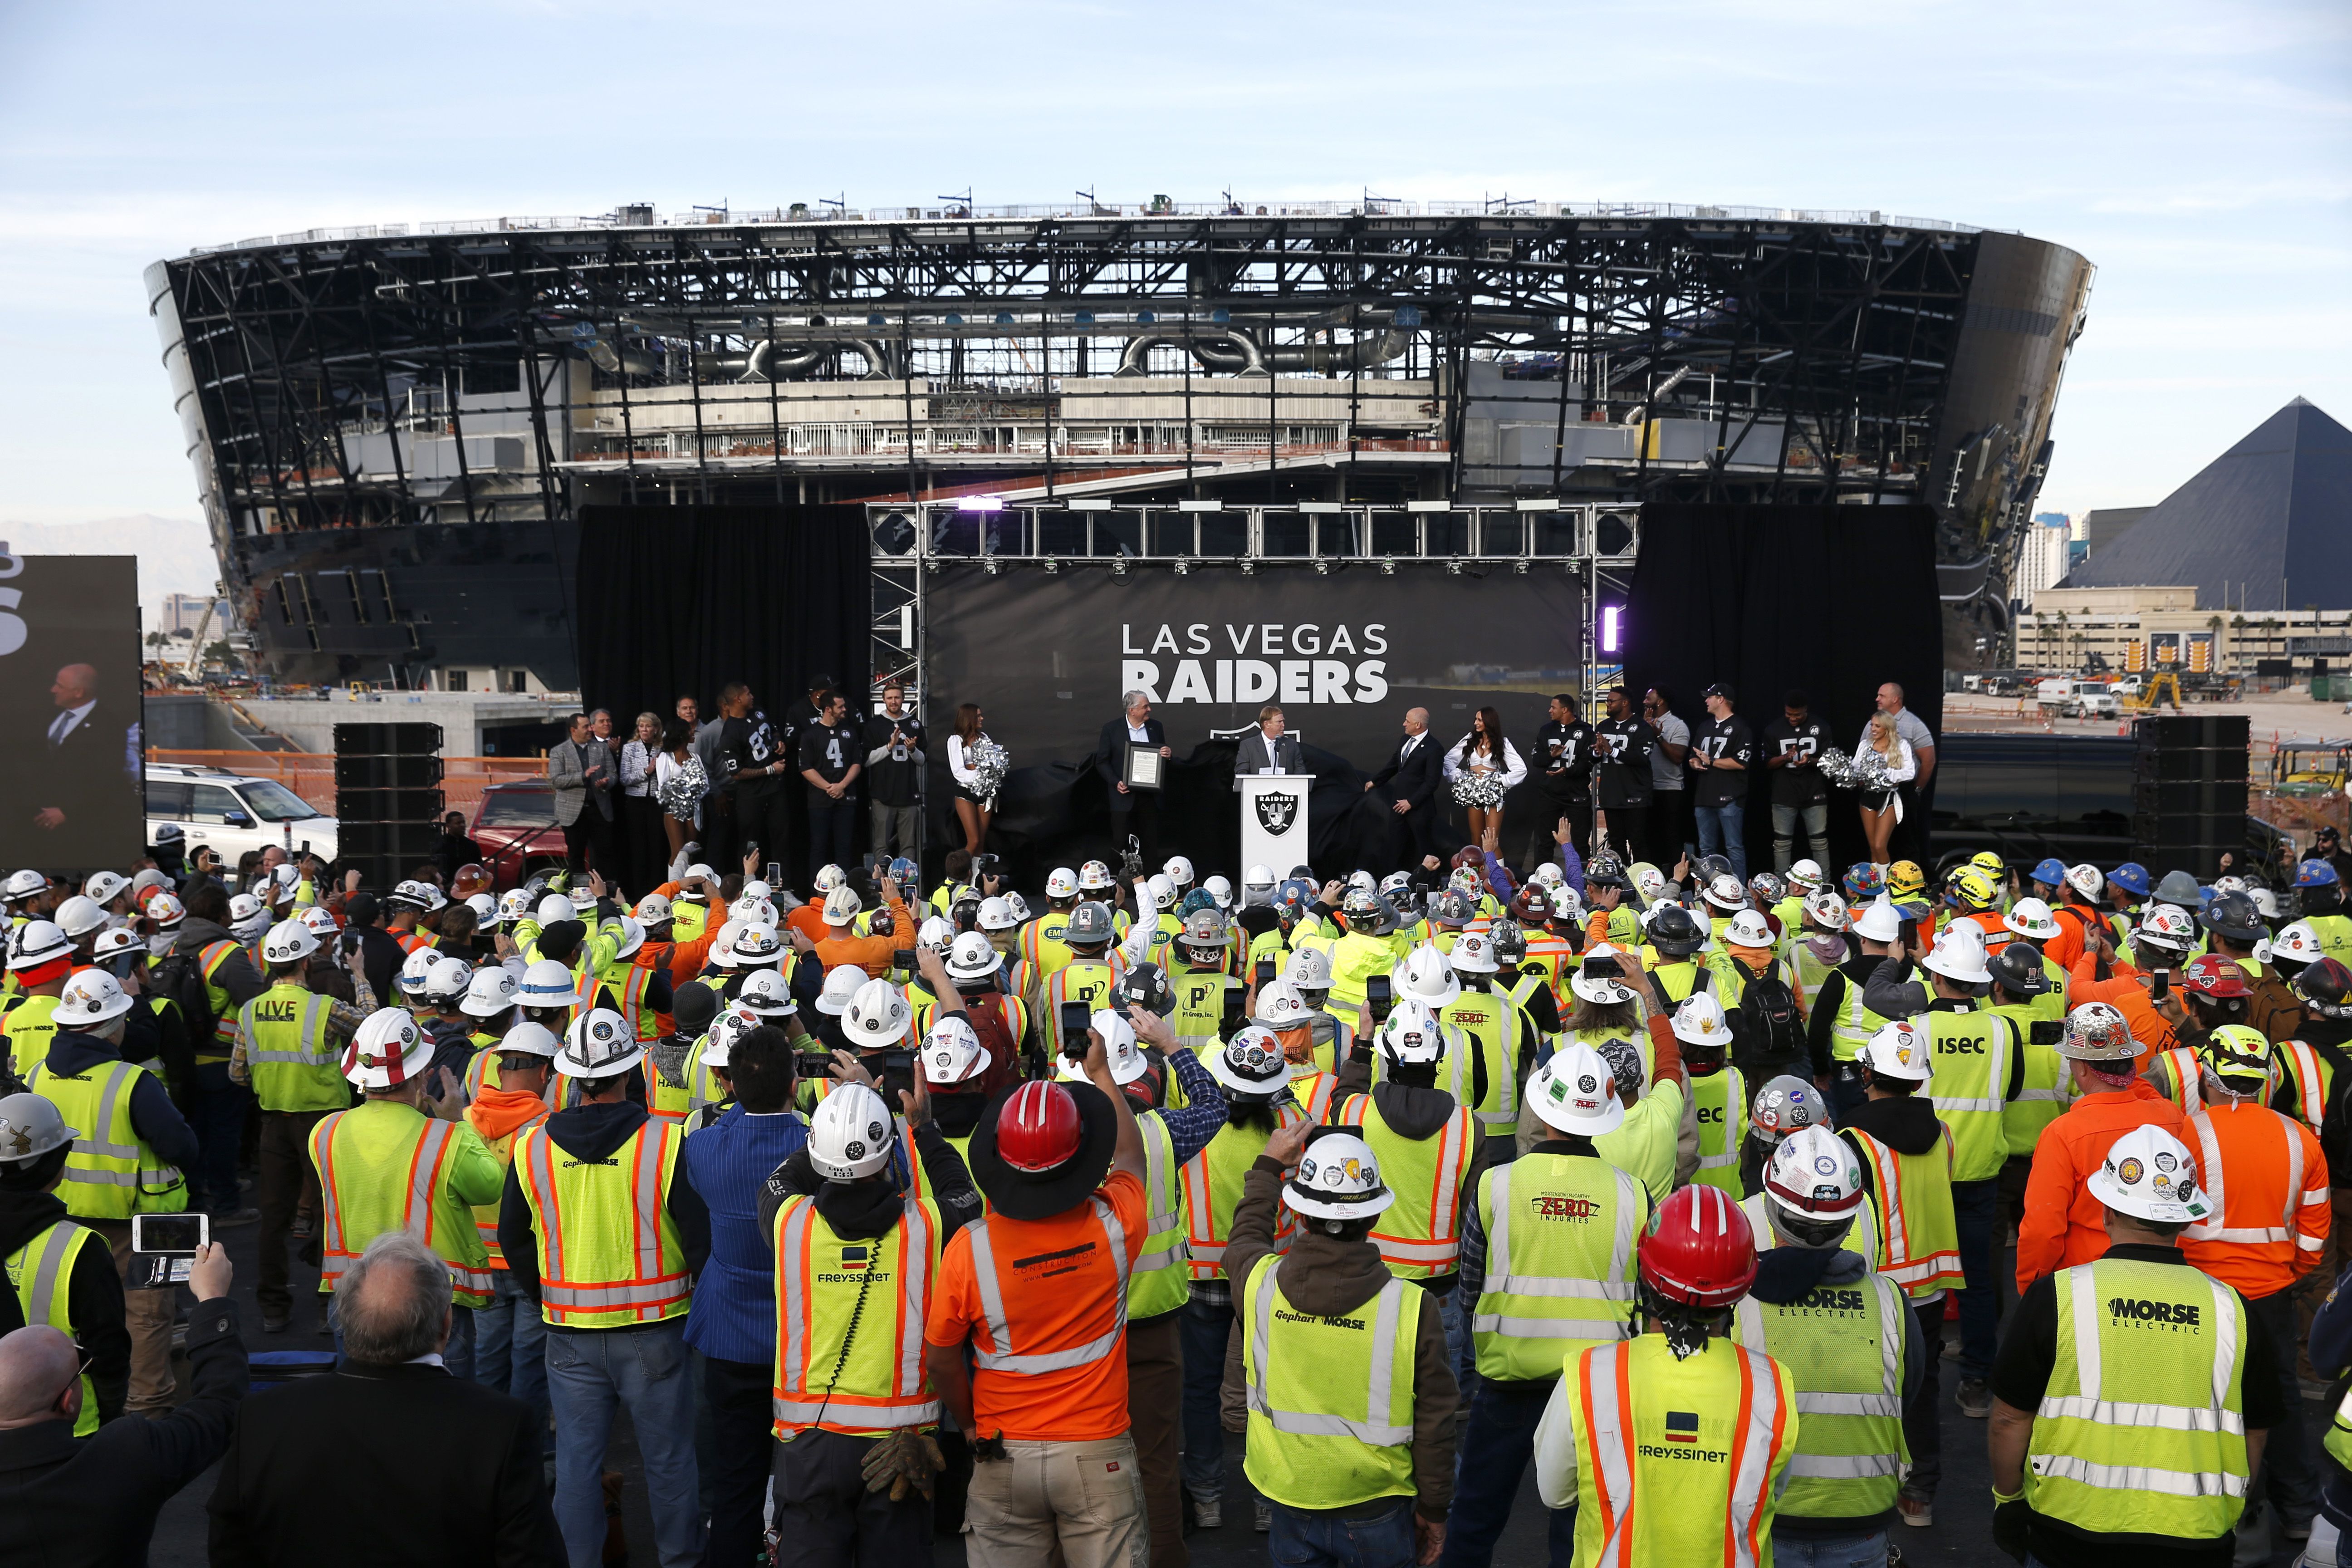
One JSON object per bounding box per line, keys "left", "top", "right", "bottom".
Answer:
{"left": 1367, "top": 706, "right": 1444, "bottom": 866}
{"left": 37, "top": 662, "right": 133, "bottom": 859}
{"left": 0, "top": 1243, "right": 244, "bottom": 1565}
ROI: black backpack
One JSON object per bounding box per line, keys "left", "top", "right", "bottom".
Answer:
{"left": 1730, "top": 962, "right": 1804, "bottom": 1074}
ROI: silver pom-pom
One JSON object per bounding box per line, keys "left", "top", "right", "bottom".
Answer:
{"left": 966, "top": 738, "right": 1010, "bottom": 802}
{"left": 1451, "top": 770, "right": 1507, "bottom": 808}
{"left": 1817, "top": 749, "right": 1896, "bottom": 793}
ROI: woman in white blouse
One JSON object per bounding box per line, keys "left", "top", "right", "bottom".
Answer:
{"left": 946, "top": 702, "right": 995, "bottom": 856}
{"left": 617, "top": 712, "right": 665, "bottom": 894}
{"left": 1442, "top": 705, "right": 1528, "bottom": 852}
{"left": 1854, "top": 710, "right": 1917, "bottom": 863}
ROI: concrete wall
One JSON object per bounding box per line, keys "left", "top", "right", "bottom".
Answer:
{"left": 236, "top": 690, "right": 582, "bottom": 755}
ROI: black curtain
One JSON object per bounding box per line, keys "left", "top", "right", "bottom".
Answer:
{"left": 575, "top": 504, "right": 869, "bottom": 730}
{"left": 1620, "top": 504, "right": 1944, "bottom": 876}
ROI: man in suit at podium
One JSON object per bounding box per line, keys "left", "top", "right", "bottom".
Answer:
{"left": 1365, "top": 706, "right": 1442, "bottom": 865}
{"left": 1098, "top": 689, "right": 1171, "bottom": 866}
{"left": 1230, "top": 705, "right": 1304, "bottom": 782}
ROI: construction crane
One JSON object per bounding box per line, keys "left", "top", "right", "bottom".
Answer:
{"left": 179, "top": 588, "right": 221, "bottom": 680}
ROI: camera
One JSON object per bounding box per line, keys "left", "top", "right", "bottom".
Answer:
{"left": 1365, "top": 973, "right": 1395, "bottom": 1025}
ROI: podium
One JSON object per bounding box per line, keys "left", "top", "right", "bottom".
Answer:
{"left": 1239, "top": 773, "right": 1311, "bottom": 876}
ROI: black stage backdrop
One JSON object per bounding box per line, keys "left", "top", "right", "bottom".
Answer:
{"left": 577, "top": 505, "right": 868, "bottom": 727}
{"left": 1620, "top": 503, "right": 1944, "bottom": 876}
{"left": 925, "top": 564, "right": 1583, "bottom": 885}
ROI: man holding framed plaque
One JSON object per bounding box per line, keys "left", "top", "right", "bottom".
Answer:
{"left": 1097, "top": 690, "right": 1171, "bottom": 866}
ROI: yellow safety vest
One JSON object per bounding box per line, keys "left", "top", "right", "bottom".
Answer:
{"left": 1563, "top": 1333, "right": 1800, "bottom": 1568}
{"left": 5, "top": 991, "right": 65, "bottom": 1080}
{"left": 770, "top": 1192, "right": 943, "bottom": 1436}
{"left": 514, "top": 1117, "right": 692, "bottom": 1327}
{"left": 1472, "top": 1152, "right": 1644, "bottom": 1382}
{"left": 1169, "top": 963, "right": 1232, "bottom": 1048}
{"left": 1690, "top": 1067, "right": 1748, "bottom": 1193}
{"left": 1848, "top": 1127, "right": 1963, "bottom": 1301}
{"left": 312, "top": 1100, "right": 500, "bottom": 1306}
{"left": 2025, "top": 1256, "right": 2250, "bottom": 1539}
{"left": 1731, "top": 1268, "right": 1910, "bottom": 1521}
{"left": 1181, "top": 1112, "right": 1303, "bottom": 1280}
{"left": 27, "top": 1056, "right": 187, "bottom": 1219}
{"left": 1924, "top": 1006, "right": 2011, "bottom": 1183}
{"left": 1828, "top": 970, "right": 1890, "bottom": 1064}
{"left": 5, "top": 1220, "right": 103, "bottom": 1434}
{"left": 196, "top": 940, "right": 244, "bottom": 1062}
{"left": 1240, "top": 1251, "right": 1422, "bottom": 1511}
{"left": 1016, "top": 914, "right": 1078, "bottom": 983}
{"left": 1442, "top": 985, "right": 1520, "bottom": 1142}
{"left": 1336, "top": 1091, "right": 1477, "bottom": 1279}
{"left": 2277, "top": 1040, "right": 2333, "bottom": 1137}
{"left": 1992, "top": 1002, "right": 2072, "bottom": 1159}
{"left": 1039, "top": 959, "right": 1119, "bottom": 1059}
{"left": 1328, "top": 931, "right": 1406, "bottom": 1026}
{"left": 240, "top": 982, "right": 348, "bottom": 1113}
{"left": 1129, "top": 1111, "right": 1191, "bottom": 1318}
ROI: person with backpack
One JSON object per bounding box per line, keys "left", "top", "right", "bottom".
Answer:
{"left": 1808, "top": 896, "right": 1910, "bottom": 1122}
{"left": 1703, "top": 907, "right": 1808, "bottom": 1084}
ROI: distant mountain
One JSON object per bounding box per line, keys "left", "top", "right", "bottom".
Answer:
{"left": 0, "top": 515, "right": 219, "bottom": 622}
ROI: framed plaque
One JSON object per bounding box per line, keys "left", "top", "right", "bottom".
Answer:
{"left": 1123, "top": 744, "right": 1164, "bottom": 791}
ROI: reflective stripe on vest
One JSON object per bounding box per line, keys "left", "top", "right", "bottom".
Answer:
{"left": 1338, "top": 1093, "right": 1476, "bottom": 1275}
{"left": 1182, "top": 1112, "right": 1302, "bottom": 1278}
{"left": 771, "top": 1194, "right": 940, "bottom": 1432}
{"left": 2184, "top": 1106, "right": 2305, "bottom": 1248}
{"left": 1473, "top": 1156, "right": 1640, "bottom": 1370}
{"left": 4, "top": 1220, "right": 102, "bottom": 1436}
{"left": 1691, "top": 1067, "right": 1747, "bottom": 1187}
{"left": 316, "top": 1112, "right": 495, "bottom": 1299}
{"left": 1573, "top": 1336, "right": 1793, "bottom": 1567}
{"left": 1925, "top": 1007, "right": 2010, "bottom": 1183}
{"left": 29, "top": 1059, "right": 186, "bottom": 1214}
{"left": 1732, "top": 1272, "right": 1908, "bottom": 1511}
{"left": 963, "top": 1198, "right": 1131, "bottom": 1372}
{"left": 200, "top": 941, "right": 242, "bottom": 1046}
{"left": 2278, "top": 1041, "right": 2330, "bottom": 1135}
{"left": 1831, "top": 975, "right": 1886, "bottom": 1062}
{"left": 1851, "top": 1127, "right": 1962, "bottom": 1298}
{"left": 517, "top": 1120, "right": 690, "bottom": 1323}
{"left": 2159, "top": 1045, "right": 2205, "bottom": 1113}
{"left": 1129, "top": 1112, "right": 1191, "bottom": 1318}
{"left": 1441, "top": 988, "right": 1518, "bottom": 1136}
{"left": 1245, "top": 1256, "right": 1415, "bottom": 1446}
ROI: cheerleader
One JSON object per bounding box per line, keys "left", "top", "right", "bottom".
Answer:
{"left": 1853, "top": 711, "right": 1916, "bottom": 864}
{"left": 946, "top": 702, "right": 997, "bottom": 855}
{"left": 1442, "top": 705, "right": 1528, "bottom": 853}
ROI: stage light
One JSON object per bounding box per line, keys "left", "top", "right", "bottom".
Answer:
{"left": 1380, "top": 559, "right": 1396, "bottom": 576}
{"left": 1240, "top": 560, "right": 1257, "bottom": 576}
{"left": 957, "top": 495, "right": 1005, "bottom": 512}
{"left": 983, "top": 558, "right": 1001, "bottom": 576}
{"left": 1111, "top": 558, "right": 1130, "bottom": 581}
{"left": 1314, "top": 559, "right": 1332, "bottom": 576}
{"left": 1600, "top": 605, "right": 1623, "bottom": 653}
{"left": 1044, "top": 557, "right": 1061, "bottom": 574}
{"left": 1173, "top": 559, "right": 1191, "bottom": 575}
{"left": 1447, "top": 560, "right": 1464, "bottom": 577}
{"left": 1513, "top": 559, "right": 1529, "bottom": 575}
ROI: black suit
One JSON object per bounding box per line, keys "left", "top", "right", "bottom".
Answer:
{"left": 209, "top": 1356, "right": 564, "bottom": 1568}
{"left": 1097, "top": 715, "right": 1168, "bottom": 865}
{"left": 1369, "top": 731, "right": 1444, "bottom": 865}
{"left": 0, "top": 1298, "right": 245, "bottom": 1568}
{"left": 1230, "top": 729, "right": 1305, "bottom": 783}
{"left": 40, "top": 703, "right": 132, "bottom": 870}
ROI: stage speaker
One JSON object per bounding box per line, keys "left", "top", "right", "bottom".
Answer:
{"left": 334, "top": 722, "right": 449, "bottom": 888}
{"left": 336, "top": 788, "right": 446, "bottom": 823}
{"left": 332, "top": 722, "right": 443, "bottom": 755}
{"left": 2131, "top": 714, "right": 2250, "bottom": 876}
{"left": 333, "top": 754, "right": 443, "bottom": 789}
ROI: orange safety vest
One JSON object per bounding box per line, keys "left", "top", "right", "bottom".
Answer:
{"left": 959, "top": 1197, "right": 1133, "bottom": 1376}
{"left": 2180, "top": 1100, "right": 2328, "bottom": 1298}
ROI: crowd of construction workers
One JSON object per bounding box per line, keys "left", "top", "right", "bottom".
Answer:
{"left": 11, "top": 823, "right": 2352, "bottom": 1568}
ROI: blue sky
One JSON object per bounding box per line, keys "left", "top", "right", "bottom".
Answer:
{"left": 1, "top": 0, "right": 2344, "bottom": 532}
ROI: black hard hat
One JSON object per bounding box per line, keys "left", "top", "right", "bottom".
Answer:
{"left": 2199, "top": 892, "right": 2266, "bottom": 944}
{"left": 1586, "top": 853, "right": 1626, "bottom": 889}
{"left": 1990, "top": 943, "right": 2049, "bottom": 998}
{"left": 1117, "top": 963, "right": 1175, "bottom": 1018}
{"left": 1647, "top": 903, "right": 1705, "bottom": 957}
{"left": 1694, "top": 854, "right": 1735, "bottom": 888}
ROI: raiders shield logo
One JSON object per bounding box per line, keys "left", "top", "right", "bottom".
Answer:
{"left": 1254, "top": 793, "right": 1298, "bottom": 833}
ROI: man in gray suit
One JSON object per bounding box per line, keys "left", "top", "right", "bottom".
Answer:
{"left": 1230, "top": 704, "right": 1305, "bottom": 783}
{"left": 548, "top": 711, "right": 617, "bottom": 875}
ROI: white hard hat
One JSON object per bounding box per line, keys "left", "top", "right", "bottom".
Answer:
{"left": 813, "top": 865, "right": 849, "bottom": 895}
{"left": 1532, "top": 862, "right": 1566, "bottom": 890}
{"left": 735, "top": 968, "right": 798, "bottom": 1017}
{"left": 1803, "top": 890, "right": 1850, "bottom": 932}
{"left": 730, "top": 895, "right": 778, "bottom": 929}
{"left": 345, "top": 1008, "right": 434, "bottom": 1089}
{"left": 1671, "top": 992, "right": 1732, "bottom": 1049}
{"left": 517, "top": 959, "right": 579, "bottom": 1008}
{"left": 498, "top": 888, "right": 535, "bottom": 924}
{"left": 1284, "top": 1132, "right": 1395, "bottom": 1221}
{"left": 1787, "top": 859, "right": 1825, "bottom": 892}
{"left": 1394, "top": 944, "right": 1461, "bottom": 1007}
{"left": 808, "top": 1083, "right": 895, "bottom": 1181}
{"left": 1164, "top": 855, "right": 1196, "bottom": 885}
{"left": 1923, "top": 925, "right": 1992, "bottom": 985}
{"left": 1208, "top": 1026, "right": 1291, "bottom": 1098}
{"left": 261, "top": 919, "right": 319, "bottom": 966}
{"left": 1450, "top": 930, "right": 1499, "bottom": 975}
{"left": 57, "top": 967, "right": 134, "bottom": 1026}
{"left": 739, "top": 878, "right": 773, "bottom": 902}
{"left": 2001, "top": 897, "right": 2058, "bottom": 941}
{"left": 0, "top": 1092, "right": 78, "bottom": 1164}
{"left": 1244, "top": 864, "right": 1276, "bottom": 890}
{"left": 460, "top": 965, "right": 522, "bottom": 1019}
{"left": 535, "top": 894, "right": 574, "bottom": 926}
{"left": 1282, "top": 945, "right": 1333, "bottom": 991}
{"left": 7, "top": 921, "right": 69, "bottom": 970}
{"left": 567, "top": 884, "right": 597, "bottom": 916}
{"left": 1724, "top": 909, "right": 1774, "bottom": 949}
{"left": 1004, "top": 892, "right": 1031, "bottom": 922}
{"left": 1203, "top": 874, "right": 1235, "bottom": 911}
{"left": 917, "top": 915, "right": 956, "bottom": 952}
{"left": 465, "top": 893, "right": 499, "bottom": 928}
{"left": 1057, "top": 1010, "right": 1148, "bottom": 1086}
{"left": 1045, "top": 866, "right": 1080, "bottom": 900}
{"left": 1863, "top": 1019, "right": 1934, "bottom": 1081}
{"left": 608, "top": 916, "right": 647, "bottom": 961}
{"left": 1377, "top": 999, "right": 1448, "bottom": 1069}
{"left": 1851, "top": 897, "right": 1903, "bottom": 945}
{"left": 841, "top": 978, "right": 912, "bottom": 1050}
{"left": 1703, "top": 873, "right": 1747, "bottom": 911}
{"left": 945, "top": 931, "right": 1000, "bottom": 983}
{"left": 1630, "top": 864, "right": 1668, "bottom": 902}
{"left": 2, "top": 869, "right": 49, "bottom": 902}
{"left": 556, "top": 1007, "right": 645, "bottom": 1079}
{"left": 2087, "top": 1124, "right": 2212, "bottom": 1225}
{"left": 921, "top": 1015, "right": 990, "bottom": 1085}
{"left": 89, "top": 927, "right": 144, "bottom": 964}
{"left": 228, "top": 894, "right": 269, "bottom": 940}
{"left": 821, "top": 887, "right": 862, "bottom": 927}
{"left": 1078, "top": 859, "right": 1115, "bottom": 892}
{"left": 1763, "top": 1125, "right": 1866, "bottom": 1220}
{"left": 720, "top": 923, "right": 785, "bottom": 970}
{"left": 397, "top": 946, "right": 442, "bottom": 996}
{"left": 421, "top": 956, "right": 472, "bottom": 1002}
{"left": 2274, "top": 921, "right": 2327, "bottom": 965}
{"left": 2064, "top": 863, "right": 2104, "bottom": 901}
{"left": 2253, "top": 887, "right": 2286, "bottom": 921}
{"left": 635, "top": 892, "right": 674, "bottom": 925}
{"left": 816, "top": 965, "right": 865, "bottom": 1016}
{"left": 2057, "top": 1001, "right": 2137, "bottom": 1062}
{"left": 681, "top": 864, "right": 719, "bottom": 894}
{"left": 700, "top": 1004, "right": 761, "bottom": 1069}
{"left": 1146, "top": 874, "right": 1176, "bottom": 912}
{"left": 2136, "top": 903, "right": 2196, "bottom": 954}
{"left": 495, "top": 1021, "right": 563, "bottom": 1060}
{"left": 1526, "top": 1043, "right": 1627, "bottom": 1136}
{"left": 976, "top": 897, "right": 1018, "bottom": 932}
{"left": 82, "top": 871, "right": 128, "bottom": 906}
{"left": 1251, "top": 976, "right": 1313, "bottom": 1030}
{"left": 145, "top": 892, "right": 186, "bottom": 929}
{"left": 1569, "top": 946, "right": 1637, "bottom": 1006}
{"left": 1347, "top": 869, "right": 1377, "bottom": 894}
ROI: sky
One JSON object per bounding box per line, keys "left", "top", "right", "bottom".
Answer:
{"left": 0, "top": 0, "right": 2344, "bottom": 541}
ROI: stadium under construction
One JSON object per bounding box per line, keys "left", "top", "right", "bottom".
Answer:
{"left": 146, "top": 198, "right": 2092, "bottom": 689}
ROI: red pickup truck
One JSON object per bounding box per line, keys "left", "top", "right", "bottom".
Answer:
{"left": 470, "top": 780, "right": 570, "bottom": 890}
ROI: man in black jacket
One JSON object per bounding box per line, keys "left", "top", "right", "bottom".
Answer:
{"left": 1366, "top": 706, "right": 1443, "bottom": 867}
{"left": 1096, "top": 691, "right": 1171, "bottom": 867}
{"left": 209, "top": 1230, "right": 564, "bottom": 1567}
{"left": 0, "top": 1240, "right": 243, "bottom": 1568}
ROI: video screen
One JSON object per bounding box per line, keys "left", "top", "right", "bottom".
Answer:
{"left": 0, "top": 554, "right": 143, "bottom": 875}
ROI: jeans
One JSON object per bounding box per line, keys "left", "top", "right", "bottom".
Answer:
{"left": 1181, "top": 1296, "right": 1235, "bottom": 1503}
{"left": 186, "top": 1062, "right": 246, "bottom": 1217}
{"left": 1772, "top": 1528, "right": 1891, "bottom": 1566}
{"left": 1901, "top": 1296, "right": 1942, "bottom": 1500}
{"left": 1694, "top": 800, "right": 1748, "bottom": 882}
{"left": 806, "top": 798, "right": 856, "bottom": 878}
{"left": 256, "top": 1107, "right": 331, "bottom": 1321}
{"left": 1770, "top": 802, "right": 1830, "bottom": 874}
{"left": 1951, "top": 1177, "right": 2000, "bottom": 1382}
{"left": 545, "top": 1319, "right": 706, "bottom": 1568}
{"left": 474, "top": 1272, "right": 549, "bottom": 1451}
{"left": 2250, "top": 1286, "right": 2321, "bottom": 1528}
{"left": 1440, "top": 1377, "right": 1575, "bottom": 1568}
{"left": 771, "top": 1426, "right": 931, "bottom": 1568}
{"left": 1432, "top": 1284, "right": 1472, "bottom": 1401}
{"left": 1267, "top": 1496, "right": 1417, "bottom": 1568}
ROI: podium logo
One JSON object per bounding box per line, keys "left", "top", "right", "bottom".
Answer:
{"left": 1254, "top": 793, "right": 1299, "bottom": 834}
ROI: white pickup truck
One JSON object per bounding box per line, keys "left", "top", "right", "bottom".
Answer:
{"left": 2035, "top": 679, "right": 2120, "bottom": 720}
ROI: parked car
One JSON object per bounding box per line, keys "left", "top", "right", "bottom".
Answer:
{"left": 146, "top": 764, "right": 338, "bottom": 866}
{"left": 470, "top": 780, "right": 568, "bottom": 890}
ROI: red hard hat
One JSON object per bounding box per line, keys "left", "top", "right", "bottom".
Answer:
{"left": 996, "top": 1080, "right": 1083, "bottom": 1173}
{"left": 1637, "top": 1185, "right": 1758, "bottom": 1311}
{"left": 2181, "top": 952, "right": 2251, "bottom": 1001}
